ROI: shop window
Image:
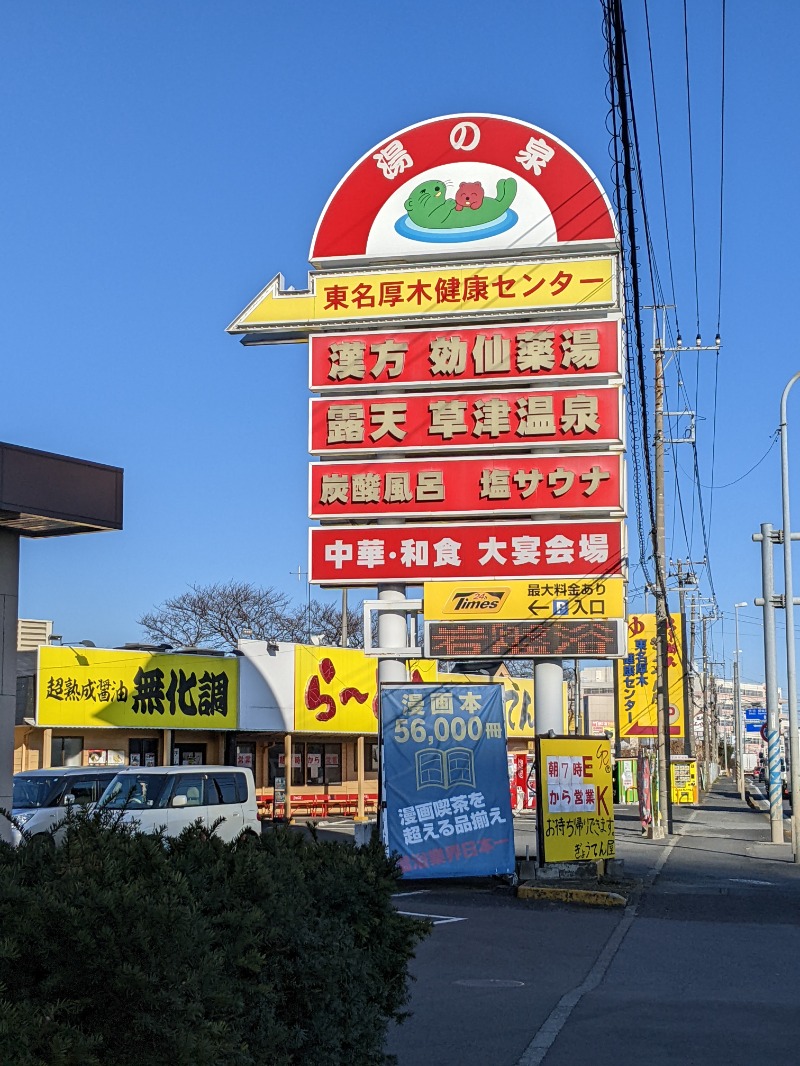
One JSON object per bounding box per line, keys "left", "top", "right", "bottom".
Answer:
{"left": 173, "top": 744, "right": 206, "bottom": 766}
{"left": 323, "top": 744, "right": 342, "bottom": 784}
{"left": 354, "top": 742, "right": 379, "bottom": 774}
{"left": 51, "top": 736, "right": 83, "bottom": 768}
{"left": 304, "top": 743, "right": 342, "bottom": 786}
{"left": 130, "top": 738, "right": 159, "bottom": 768}
{"left": 236, "top": 742, "right": 255, "bottom": 769}
{"left": 266, "top": 743, "right": 341, "bottom": 787}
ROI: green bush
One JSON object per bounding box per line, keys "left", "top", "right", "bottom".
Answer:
{"left": 0, "top": 809, "right": 429, "bottom": 1066}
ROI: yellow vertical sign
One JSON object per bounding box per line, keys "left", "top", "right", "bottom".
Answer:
{"left": 537, "top": 736, "right": 615, "bottom": 862}
{"left": 616, "top": 613, "right": 686, "bottom": 739}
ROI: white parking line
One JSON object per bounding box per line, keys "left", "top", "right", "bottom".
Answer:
{"left": 396, "top": 910, "right": 467, "bottom": 925}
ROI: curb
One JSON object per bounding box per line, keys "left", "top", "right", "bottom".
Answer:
{"left": 516, "top": 883, "right": 628, "bottom": 907}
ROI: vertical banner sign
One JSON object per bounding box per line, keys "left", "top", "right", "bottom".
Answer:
{"left": 381, "top": 683, "right": 515, "bottom": 878}
{"left": 616, "top": 613, "right": 686, "bottom": 738}
{"left": 536, "top": 736, "right": 615, "bottom": 862}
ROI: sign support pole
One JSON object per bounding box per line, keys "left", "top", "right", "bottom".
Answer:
{"left": 0, "top": 530, "right": 19, "bottom": 845}
{"left": 376, "top": 585, "right": 408, "bottom": 841}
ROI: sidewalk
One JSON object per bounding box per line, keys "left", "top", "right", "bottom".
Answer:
{"left": 530, "top": 775, "right": 800, "bottom": 1065}
{"left": 387, "top": 775, "right": 800, "bottom": 1066}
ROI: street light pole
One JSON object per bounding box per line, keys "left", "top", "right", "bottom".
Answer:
{"left": 779, "top": 372, "right": 800, "bottom": 863}
{"left": 734, "top": 601, "right": 747, "bottom": 801}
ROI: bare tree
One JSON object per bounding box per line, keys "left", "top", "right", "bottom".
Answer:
{"left": 138, "top": 581, "right": 363, "bottom": 650}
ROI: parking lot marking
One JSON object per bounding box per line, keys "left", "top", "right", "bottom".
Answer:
{"left": 396, "top": 910, "right": 467, "bottom": 925}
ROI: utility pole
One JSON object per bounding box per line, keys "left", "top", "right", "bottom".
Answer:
{"left": 690, "top": 598, "right": 698, "bottom": 756}
{"left": 648, "top": 310, "right": 719, "bottom": 831}
{"left": 734, "top": 601, "right": 747, "bottom": 800}
{"left": 672, "top": 558, "right": 703, "bottom": 756}
{"left": 753, "top": 523, "right": 785, "bottom": 844}
{"left": 653, "top": 331, "right": 673, "bottom": 833}
{"left": 702, "top": 613, "right": 710, "bottom": 788}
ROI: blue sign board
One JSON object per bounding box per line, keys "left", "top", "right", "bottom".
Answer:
{"left": 381, "top": 683, "right": 515, "bottom": 879}
{"left": 745, "top": 723, "right": 763, "bottom": 733}
{"left": 744, "top": 707, "right": 767, "bottom": 721}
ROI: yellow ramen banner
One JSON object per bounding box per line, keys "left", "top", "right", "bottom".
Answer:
{"left": 294, "top": 645, "right": 437, "bottom": 733}
{"left": 424, "top": 578, "right": 625, "bottom": 622}
{"left": 444, "top": 673, "right": 568, "bottom": 738}
{"left": 616, "top": 613, "right": 686, "bottom": 739}
{"left": 37, "top": 647, "right": 238, "bottom": 730}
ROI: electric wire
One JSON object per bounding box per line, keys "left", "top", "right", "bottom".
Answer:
{"left": 683, "top": 0, "right": 701, "bottom": 338}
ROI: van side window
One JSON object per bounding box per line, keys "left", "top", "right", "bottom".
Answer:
{"left": 169, "top": 775, "right": 204, "bottom": 807}
{"left": 209, "top": 774, "right": 238, "bottom": 805}
{"left": 61, "top": 779, "right": 95, "bottom": 806}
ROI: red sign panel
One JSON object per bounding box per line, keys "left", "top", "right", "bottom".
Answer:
{"left": 310, "top": 385, "right": 622, "bottom": 456}
{"left": 310, "top": 113, "right": 616, "bottom": 263}
{"left": 309, "top": 320, "right": 621, "bottom": 391}
{"left": 310, "top": 453, "right": 623, "bottom": 520}
{"left": 310, "top": 519, "right": 625, "bottom": 585}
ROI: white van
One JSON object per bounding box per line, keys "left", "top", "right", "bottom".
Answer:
{"left": 10, "top": 766, "right": 121, "bottom": 845}
{"left": 97, "top": 765, "right": 260, "bottom": 841}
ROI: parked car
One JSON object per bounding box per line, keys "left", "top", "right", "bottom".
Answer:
{"left": 10, "top": 766, "right": 120, "bottom": 845}
{"left": 97, "top": 765, "right": 259, "bottom": 841}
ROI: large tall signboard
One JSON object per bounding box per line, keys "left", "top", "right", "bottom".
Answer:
{"left": 228, "top": 113, "right": 626, "bottom": 671}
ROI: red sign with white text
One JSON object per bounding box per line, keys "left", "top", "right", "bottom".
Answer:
{"left": 310, "top": 113, "right": 617, "bottom": 264}
{"left": 309, "top": 320, "right": 621, "bottom": 392}
{"left": 310, "top": 385, "right": 622, "bottom": 456}
{"left": 310, "top": 519, "right": 625, "bottom": 585}
{"left": 310, "top": 453, "right": 623, "bottom": 520}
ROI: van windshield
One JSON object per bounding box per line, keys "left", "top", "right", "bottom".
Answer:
{"left": 100, "top": 774, "right": 171, "bottom": 810}
{"left": 12, "top": 775, "right": 64, "bottom": 810}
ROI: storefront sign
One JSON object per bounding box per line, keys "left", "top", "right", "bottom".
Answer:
{"left": 310, "top": 453, "right": 623, "bottom": 520}
{"left": 536, "top": 736, "right": 615, "bottom": 862}
{"left": 381, "top": 683, "right": 515, "bottom": 879}
{"left": 310, "top": 385, "right": 622, "bottom": 456}
{"left": 446, "top": 673, "right": 569, "bottom": 738}
{"left": 616, "top": 613, "right": 686, "bottom": 738}
{"left": 310, "top": 519, "right": 626, "bottom": 584}
{"left": 37, "top": 646, "right": 238, "bottom": 730}
{"left": 423, "top": 577, "right": 625, "bottom": 622}
{"left": 309, "top": 320, "right": 622, "bottom": 391}
{"left": 228, "top": 258, "right": 615, "bottom": 340}
{"left": 293, "top": 644, "right": 437, "bottom": 733}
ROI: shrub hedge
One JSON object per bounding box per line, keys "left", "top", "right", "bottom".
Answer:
{"left": 0, "top": 809, "right": 429, "bottom": 1066}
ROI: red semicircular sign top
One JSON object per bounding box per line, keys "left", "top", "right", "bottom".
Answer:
{"left": 310, "top": 113, "right": 618, "bottom": 266}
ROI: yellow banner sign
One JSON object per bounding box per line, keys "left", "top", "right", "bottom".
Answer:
{"left": 538, "top": 736, "right": 615, "bottom": 862}
{"left": 444, "top": 673, "right": 568, "bottom": 738}
{"left": 424, "top": 578, "right": 625, "bottom": 622}
{"left": 294, "top": 645, "right": 437, "bottom": 733}
{"left": 616, "top": 613, "right": 686, "bottom": 739}
{"left": 37, "top": 647, "right": 238, "bottom": 730}
{"left": 228, "top": 258, "right": 615, "bottom": 339}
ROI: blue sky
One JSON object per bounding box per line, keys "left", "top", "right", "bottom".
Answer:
{"left": 2, "top": 1, "right": 798, "bottom": 690}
